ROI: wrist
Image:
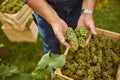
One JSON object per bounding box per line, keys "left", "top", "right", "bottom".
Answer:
{"left": 81, "top": 0, "right": 97, "bottom": 13}
{"left": 81, "top": 9, "right": 94, "bottom": 15}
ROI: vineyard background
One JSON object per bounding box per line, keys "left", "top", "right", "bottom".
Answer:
{"left": 0, "top": 0, "right": 120, "bottom": 79}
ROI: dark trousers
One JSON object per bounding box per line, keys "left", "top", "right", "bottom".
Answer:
{"left": 33, "top": 2, "right": 82, "bottom": 54}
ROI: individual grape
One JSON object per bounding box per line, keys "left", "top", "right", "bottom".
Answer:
{"left": 92, "top": 54, "right": 98, "bottom": 64}
{"left": 76, "top": 70, "right": 84, "bottom": 76}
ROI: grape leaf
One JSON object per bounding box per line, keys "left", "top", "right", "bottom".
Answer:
{"left": 38, "top": 52, "right": 51, "bottom": 69}
{"left": 0, "top": 64, "right": 19, "bottom": 78}
{"left": 38, "top": 52, "right": 66, "bottom": 71}
{"left": 19, "top": 73, "right": 32, "bottom": 80}
{"left": 8, "top": 65, "right": 20, "bottom": 74}
{"left": 31, "top": 67, "right": 51, "bottom": 80}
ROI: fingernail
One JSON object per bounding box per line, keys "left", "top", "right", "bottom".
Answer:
{"left": 94, "top": 31, "right": 97, "bottom": 34}
{"left": 92, "top": 30, "right": 97, "bottom": 34}
{"left": 67, "top": 44, "right": 71, "bottom": 48}
{"left": 61, "top": 38, "right": 65, "bottom": 43}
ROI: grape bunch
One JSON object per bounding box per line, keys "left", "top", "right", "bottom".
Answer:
{"left": 78, "top": 37, "right": 86, "bottom": 48}
{"left": 75, "top": 27, "right": 88, "bottom": 48}
{"left": 74, "top": 27, "right": 88, "bottom": 38}
{"left": 65, "top": 27, "right": 79, "bottom": 51}
{"left": 0, "top": 0, "right": 24, "bottom": 14}
{"left": 65, "top": 27, "right": 88, "bottom": 51}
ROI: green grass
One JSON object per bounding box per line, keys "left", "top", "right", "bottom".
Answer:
{"left": 0, "top": 22, "right": 44, "bottom": 73}
{"left": 0, "top": 0, "right": 120, "bottom": 78}
{"left": 94, "top": 0, "right": 120, "bottom": 33}
{"left": 0, "top": 33, "right": 44, "bottom": 73}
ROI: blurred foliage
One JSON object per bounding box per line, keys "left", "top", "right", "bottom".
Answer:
{"left": 94, "top": 0, "right": 120, "bottom": 33}
{"left": 0, "top": 0, "right": 4, "bottom": 5}
{"left": 0, "top": 0, "right": 120, "bottom": 80}
{"left": 96, "top": 0, "right": 108, "bottom": 9}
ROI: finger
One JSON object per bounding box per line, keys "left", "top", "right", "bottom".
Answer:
{"left": 89, "top": 24, "right": 97, "bottom": 35}
{"left": 57, "top": 33, "right": 71, "bottom": 48}
{"left": 61, "top": 38, "right": 71, "bottom": 48}
{"left": 85, "top": 31, "right": 92, "bottom": 45}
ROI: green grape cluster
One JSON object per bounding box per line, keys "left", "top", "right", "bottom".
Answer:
{"left": 61, "top": 35, "right": 120, "bottom": 80}
{"left": 74, "top": 27, "right": 88, "bottom": 37}
{"left": 78, "top": 37, "right": 86, "bottom": 48}
{"left": 65, "top": 27, "right": 88, "bottom": 51}
{"left": 75, "top": 27, "right": 88, "bottom": 48}
{"left": 65, "top": 27, "right": 79, "bottom": 51}
{"left": 0, "top": 0, "right": 24, "bottom": 14}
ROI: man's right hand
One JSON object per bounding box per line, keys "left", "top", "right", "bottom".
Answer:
{"left": 51, "top": 19, "right": 71, "bottom": 48}
{"left": 27, "top": 0, "right": 71, "bottom": 48}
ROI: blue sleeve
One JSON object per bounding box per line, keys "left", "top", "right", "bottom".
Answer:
{"left": 23, "top": 0, "right": 28, "bottom": 4}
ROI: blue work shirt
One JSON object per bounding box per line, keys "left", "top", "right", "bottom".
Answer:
{"left": 23, "top": 0, "right": 81, "bottom": 10}
{"left": 23, "top": 0, "right": 83, "bottom": 18}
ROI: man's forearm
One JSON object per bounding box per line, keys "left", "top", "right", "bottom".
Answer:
{"left": 82, "top": 0, "right": 97, "bottom": 11}
{"left": 27, "top": 0, "right": 60, "bottom": 26}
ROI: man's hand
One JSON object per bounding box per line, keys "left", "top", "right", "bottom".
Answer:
{"left": 27, "top": 0, "right": 71, "bottom": 48}
{"left": 51, "top": 19, "right": 71, "bottom": 48}
{"left": 77, "top": 13, "right": 97, "bottom": 45}
{"left": 78, "top": 0, "right": 97, "bottom": 45}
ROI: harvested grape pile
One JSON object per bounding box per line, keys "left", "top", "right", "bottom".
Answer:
{"left": 61, "top": 35, "right": 120, "bottom": 80}
{"left": 0, "top": 0, "right": 24, "bottom": 14}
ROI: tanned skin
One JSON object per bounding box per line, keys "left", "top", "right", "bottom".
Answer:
{"left": 27, "top": 0, "right": 97, "bottom": 48}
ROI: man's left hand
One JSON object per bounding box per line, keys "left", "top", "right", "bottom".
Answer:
{"left": 77, "top": 13, "right": 97, "bottom": 45}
